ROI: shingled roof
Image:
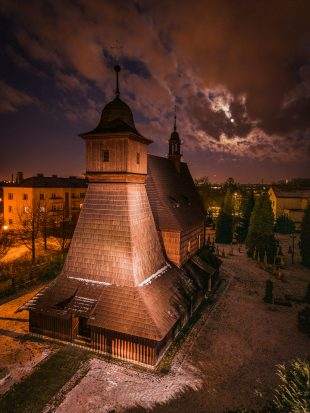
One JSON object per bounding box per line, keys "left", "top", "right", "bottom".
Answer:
{"left": 146, "top": 155, "right": 205, "bottom": 232}
{"left": 61, "top": 182, "right": 167, "bottom": 287}
{"left": 29, "top": 256, "right": 210, "bottom": 341}
{"left": 271, "top": 187, "right": 310, "bottom": 199}
{"left": 6, "top": 175, "right": 87, "bottom": 188}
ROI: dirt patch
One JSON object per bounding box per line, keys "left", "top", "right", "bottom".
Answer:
{"left": 55, "top": 250, "right": 310, "bottom": 413}
{"left": 0, "top": 286, "right": 55, "bottom": 395}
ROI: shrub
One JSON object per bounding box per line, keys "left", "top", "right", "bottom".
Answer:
{"left": 300, "top": 205, "right": 310, "bottom": 268}
{"left": 298, "top": 306, "right": 310, "bottom": 336}
{"left": 272, "top": 359, "right": 310, "bottom": 412}
{"left": 216, "top": 190, "right": 234, "bottom": 244}
{"left": 274, "top": 214, "right": 295, "bottom": 234}
{"left": 246, "top": 192, "right": 277, "bottom": 263}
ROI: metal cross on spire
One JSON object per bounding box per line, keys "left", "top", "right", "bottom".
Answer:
{"left": 114, "top": 64, "right": 121, "bottom": 97}
{"left": 110, "top": 40, "right": 123, "bottom": 97}
{"left": 173, "top": 103, "right": 177, "bottom": 132}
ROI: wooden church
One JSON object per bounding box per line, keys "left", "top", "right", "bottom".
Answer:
{"left": 28, "top": 66, "right": 219, "bottom": 366}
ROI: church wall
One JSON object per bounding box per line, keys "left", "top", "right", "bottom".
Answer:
{"left": 159, "top": 230, "right": 181, "bottom": 266}
{"left": 127, "top": 139, "right": 148, "bottom": 174}
{"left": 90, "top": 327, "right": 157, "bottom": 365}
{"left": 86, "top": 137, "right": 148, "bottom": 176}
{"left": 160, "top": 223, "right": 205, "bottom": 266}
{"left": 29, "top": 311, "right": 72, "bottom": 341}
{"left": 179, "top": 224, "right": 205, "bottom": 266}
{"left": 86, "top": 137, "right": 127, "bottom": 173}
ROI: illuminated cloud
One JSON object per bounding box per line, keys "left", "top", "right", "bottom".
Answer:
{"left": 0, "top": 80, "right": 38, "bottom": 113}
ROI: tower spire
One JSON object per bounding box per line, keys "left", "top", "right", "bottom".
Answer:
{"left": 114, "top": 64, "right": 121, "bottom": 97}
{"left": 168, "top": 103, "right": 182, "bottom": 172}
{"left": 173, "top": 104, "right": 177, "bottom": 132}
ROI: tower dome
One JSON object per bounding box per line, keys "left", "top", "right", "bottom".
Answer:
{"left": 97, "top": 95, "right": 137, "bottom": 133}
{"left": 81, "top": 65, "right": 140, "bottom": 136}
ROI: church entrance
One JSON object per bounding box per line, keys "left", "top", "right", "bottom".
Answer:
{"left": 77, "top": 317, "right": 91, "bottom": 339}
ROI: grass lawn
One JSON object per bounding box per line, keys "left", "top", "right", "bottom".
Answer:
{"left": 0, "top": 346, "right": 90, "bottom": 413}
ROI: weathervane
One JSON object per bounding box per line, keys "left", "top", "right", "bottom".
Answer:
{"left": 110, "top": 40, "right": 123, "bottom": 97}
{"left": 114, "top": 64, "right": 121, "bottom": 97}
{"left": 174, "top": 103, "right": 177, "bottom": 132}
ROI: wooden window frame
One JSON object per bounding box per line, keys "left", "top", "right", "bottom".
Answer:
{"left": 101, "top": 149, "right": 110, "bottom": 162}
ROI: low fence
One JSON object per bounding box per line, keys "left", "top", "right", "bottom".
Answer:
{"left": 0, "top": 255, "right": 64, "bottom": 298}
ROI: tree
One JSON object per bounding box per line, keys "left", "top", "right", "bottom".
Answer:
{"left": 223, "top": 177, "right": 238, "bottom": 192}
{"left": 196, "top": 176, "right": 211, "bottom": 212}
{"left": 300, "top": 204, "right": 310, "bottom": 268}
{"left": 215, "top": 190, "right": 233, "bottom": 244}
{"left": 264, "top": 279, "right": 274, "bottom": 304}
{"left": 51, "top": 208, "right": 75, "bottom": 254}
{"left": 40, "top": 204, "right": 53, "bottom": 251}
{"left": 235, "top": 190, "right": 255, "bottom": 242}
{"left": 17, "top": 202, "right": 43, "bottom": 263}
{"left": 0, "top": 230, "right": 13, "bottom": 262}
{"left": 274, "top": 214, "right": 295, "bottom": 234}
{"left": 246, "top": 191, "right": 277, "bottom": 262}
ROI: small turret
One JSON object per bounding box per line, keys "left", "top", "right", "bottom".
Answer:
{"left": 168, "top": 106, "right": 182, "bottom": 172}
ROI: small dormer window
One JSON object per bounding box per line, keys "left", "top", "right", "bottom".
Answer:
{"left": 102, "top": 149, "right": 109, "bottom": 162}
{"left": 136, "top": 152, "right": 140, "bottom": 165}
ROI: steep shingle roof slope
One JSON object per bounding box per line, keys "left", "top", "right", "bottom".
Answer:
{"left": 61, "top": 182, "right": 166, "bottom": 287}
{"left": 272, "top": 187, "right": 310, "bottom": 199}
{"left": 146, "top": 155, "right": 205, "bottom": 232}
{"left": 30, "top": 260, "right": 209, "bottom": 341}
{"left": 8, "top": 176, "right": 87, "bottom": 188}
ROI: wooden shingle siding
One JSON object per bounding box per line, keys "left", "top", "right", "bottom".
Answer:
{"left": 86, "top": 137, "right": 147, "bottom": 175}
{"left": 160, "top": 230, "right": 181, "bottom": 265}
{"left": 61, "top": 182, "right": 166, "bottom": 286}
{"left": 179, "top": 225, "right": 205, "bottom": 265}
{"left": 90, "top": 327, "right": 157, "bottom": 365}
{"left": 29, "top": 311, "right": 72, "bottom": 341}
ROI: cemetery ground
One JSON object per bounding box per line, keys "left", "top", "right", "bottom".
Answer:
{"left": 0, "top": 243, "right": 309, "bottom": 412}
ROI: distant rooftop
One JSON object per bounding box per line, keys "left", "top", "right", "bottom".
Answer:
{"left": 2, "top": 174, "right": 88, "bottom": 188}
{"left": 271, "top": 187, "right": 310, "bottom": 199}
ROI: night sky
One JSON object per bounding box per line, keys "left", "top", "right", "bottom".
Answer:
{"left": 0, "top": 0, "right": 309, "bottom": 182}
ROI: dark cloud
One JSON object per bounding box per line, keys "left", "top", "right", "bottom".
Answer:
{"left": 0, "top": 80, "right": 39, "bottom": 113}
{"left": 0, "top": 0, "right": 309, "bottom": 181}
